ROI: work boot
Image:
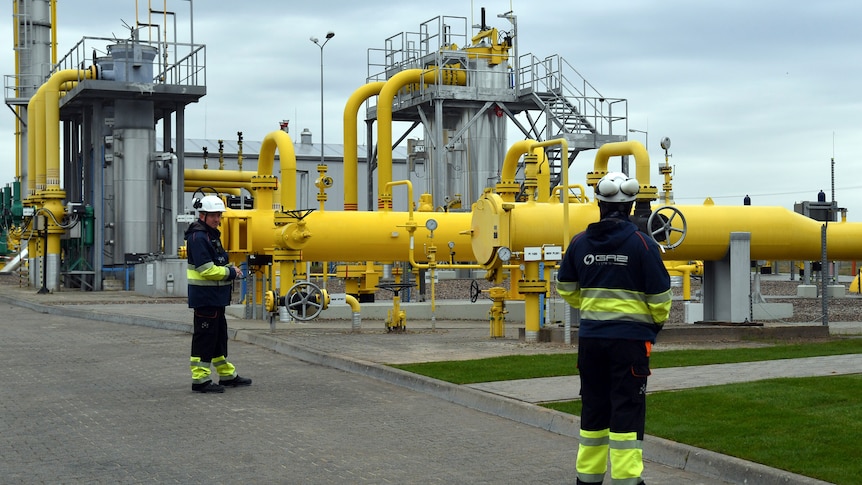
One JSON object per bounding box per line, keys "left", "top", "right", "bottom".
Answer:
{"left": 220, "top": 375, "right": 252, "bottom": 387}
{"left": 192, "top": 381, "right": 225, "bottom": 393}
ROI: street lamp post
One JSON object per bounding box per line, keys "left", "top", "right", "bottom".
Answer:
{"left": 628, "top": 128, "right": 648, "bottom": 152}
{"left": 311, "top": 31, "right": 335, "bottom": 165}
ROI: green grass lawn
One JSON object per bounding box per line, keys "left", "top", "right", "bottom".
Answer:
{"left": 391, "top": 338, "right": 862, "bottom": 384}
{"left": 390, "top": 338, "right": 862, "bottom": 484}
{"left": 544, "top": 376, "right": 862, "bottom": 485}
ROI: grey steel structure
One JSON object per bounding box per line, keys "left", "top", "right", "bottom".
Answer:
{"left": 6, "top": 1, "right": 204, "bottom": 290}
{"left": 365, "top": 11, "right": 628, "bottom": 211}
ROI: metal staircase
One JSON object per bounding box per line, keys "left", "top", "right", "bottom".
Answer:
{"left": 515, "top": 54, "right": 627, "bottom": 191}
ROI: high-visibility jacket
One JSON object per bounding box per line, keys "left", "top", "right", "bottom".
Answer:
{"left": 556, "top": 216, "right": 671, "bottom": 342}
{"left": 185, "top": 219, "right": 238, "bottom": 308}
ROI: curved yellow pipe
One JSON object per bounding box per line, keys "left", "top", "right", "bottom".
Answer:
{"left": 345, "top": 293, "right": 361, "bottom": 312}
{"left": 44, "top": 68, "right": 96, "bottom": 190}
{"left": 377, "top": 67, "right": 466, "bottom": 209}
{"left": 256, "top": 130, "right": 297, "bottom": 211}
{"left": 592, "top": 140, "right": 650, "bottom": 187}
{"left": 343, "top": 81, "right": 385, "bottom": 210}
{"left": 501, "top": 139, "right": 536, "bottom": 182}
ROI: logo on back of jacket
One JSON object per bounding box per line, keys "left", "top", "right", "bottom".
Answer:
{"left": 583, "top": 254, "right": 628, "bottom": 265}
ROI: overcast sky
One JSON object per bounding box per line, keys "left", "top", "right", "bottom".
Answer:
{"left": 3, "top": 0, "right": 861, "bottom": 218}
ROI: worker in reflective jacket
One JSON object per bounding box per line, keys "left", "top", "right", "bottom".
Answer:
{"left": 556, "top": 172, "right": 671, "bottom": 485}
{"left": 185, "top": 195, "right": 252, "bottom": 394}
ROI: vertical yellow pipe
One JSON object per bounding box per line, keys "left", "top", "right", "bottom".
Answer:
{"left": 523, "top": 261, "right": 541, "bottom": 341}
{"left": 501, "top": 140, "right": 534, "bottom": 182}
{"left": 44, "top": 69, "right": 95, "bottom": 190}
{"left": 255, "top": 130, "right": 297, "bottom": 211}
{"left": 32, "top": 86, "right": 46, "bottom": 193}
{"left": 377, "top": 69, "right": 437, "bottom": 210}
{"left": 530, "top": 139, "right": 570, "bottom": 247}
{"left": 26, "top": 85, "right": 45, "bottom": 198}
{"left": 342, "top": 82, "right": 385, "bottom": 210}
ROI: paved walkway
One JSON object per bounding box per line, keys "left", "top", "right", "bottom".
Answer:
{"left": 469, "top": 354, "right": 862, "bottom": 403}
{"left": 2, "top": 281, "right": 853, "bottom": 484}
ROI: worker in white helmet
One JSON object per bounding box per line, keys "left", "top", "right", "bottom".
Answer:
{"left": 185, "top": 194, "right": 251, "bottom": 393}
{"left": 556, "top": 172, "right": 671, "bottom": 485}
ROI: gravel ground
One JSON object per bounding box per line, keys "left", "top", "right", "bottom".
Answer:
{"left": 310, "top": 276, "right": 862, "bottom": 324}
{"left": 4, "top": 269, "right": 860, "bottom": 324}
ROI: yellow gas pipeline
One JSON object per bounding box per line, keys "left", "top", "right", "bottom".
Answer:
{"left": 25, "top": 67, "right": 97, "bottom": 290}
{"left": 376, "top": 67, "right": 466, "bottom": 210}
{"left": 343, "top": 82, "right": 385, "bottom": 210}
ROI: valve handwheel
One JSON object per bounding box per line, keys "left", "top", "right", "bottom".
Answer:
{"left": 647, "top": 205, "right": 687, "bottom": 250}
{"left": 469, "top": 280, "right": 481, "bottom": 303}
{"left": 285, "top": 281, "right": 325, "bottom": 321}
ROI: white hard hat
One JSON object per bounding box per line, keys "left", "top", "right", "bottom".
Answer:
{"left": 196, "top": 195, "right": 226, "bottom": 213}
{"left": 595, "top": 172, "right": 640, "bottom": 203}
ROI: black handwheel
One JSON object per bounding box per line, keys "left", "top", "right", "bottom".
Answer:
{"left": 285, "top": 281, "right": 325, "bottom": 321}
{"left": 470, "top": 280, "right": 481, "bottom": 303}
{"left": 648, "top": 205, "right": 687, "bottom": 250}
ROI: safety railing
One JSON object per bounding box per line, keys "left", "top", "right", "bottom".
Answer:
{"left": 368, "top": 15, "right": 470, "bottom": 82}
{"left": 50, "top": 35, "right": 206, "bottom": 87}
{"left": 517, "top": 53, "right": 627, "bottom": 137}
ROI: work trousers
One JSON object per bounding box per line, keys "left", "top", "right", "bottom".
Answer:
{"left": 190, "top": 306, "right": 236, "bottom": 384}
{"left": 576, "top": 337, "right": 650, "bottom": 485}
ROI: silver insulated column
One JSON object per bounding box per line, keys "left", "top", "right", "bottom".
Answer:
{"left": 107, "top": 43, "right": 159, "bottom": 264}
{"left": 425, "top": 60, "right": 508, "bottom": 209}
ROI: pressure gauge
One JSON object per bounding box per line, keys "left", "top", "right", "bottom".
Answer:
{"left": 660, "top": 137, "right": 672, "bottom": 150}
{"left": 425, "top": 219, "right": 438, "bottom": 231}
{"left": 497, "top": 246, "right": 512, "bottom": 262}
{"left": 448, "top": 241, "right": 456, "bottom": 250}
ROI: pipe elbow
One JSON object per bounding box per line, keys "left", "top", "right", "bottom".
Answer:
{"left": 345, "top": 294, "right": 361, "bottom": 313}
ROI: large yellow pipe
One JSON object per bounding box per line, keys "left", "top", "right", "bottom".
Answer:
{"left": 256, "top": 130, "right": 297, "bottom": 211}
{"left": 592, "top": 140, "right": 651, "bottom": 187}
{"left": 377, "top": 67, "right": 466, "bottom": 209}
{"left": 501, "top": 139, "right": 535, "bottom": 182}
{"left": 184, "top": 186, "right": 243, "bottom": 195}
{"left": 664, "top": 205, "right": 862, "bottom": 261}
{"left": 272, "top": 211, "right": 473, "bottom": 262}
{"left": 492, "top": 200, "right": 862, "bottom": 262}
{"left": 26, "top": 84, "right": 46, "bottom": 197}
{"left": 184, "top": 169, "right": 255, "bottom": 183}
{"left": 44, "top": 68, "right": 96, "bottom": 190}
{"left": 343, "top": 81, "right": 385, "bottom": 210}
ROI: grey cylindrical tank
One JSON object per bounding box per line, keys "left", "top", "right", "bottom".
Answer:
{"left": 425, "top": 60, "right": 508, "bottom": 208}
{"left": 108, "top": 43, "right": 158, "bottom": 83}
{"left": 111, "top": 99, "right": 157, "bottom": 263}
{"left": 16, "top": 0, "right": 53, "bottom": 98}
{"left": 113, "top": 127, "right": 157, "bottom": 259}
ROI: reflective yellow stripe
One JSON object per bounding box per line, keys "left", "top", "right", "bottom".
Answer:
{"left": 577, "top": 428, "right": 609, "bottom": 482}
{"left": 192, "top": 261, "right": 214, "bottom": 272}
{"left": 212, "top": 356, "right": 236, "bottom": 378}
{"left": 579, "top": 287, "right": 670, "bottom": 324}
{"left": 648, "top": 288, "right": 672, "bottom": 323}
{"left": 190, "top": 357, "right": 211, "bottom": 382}
{"left": 556, "top": 281, "right": 581, "bottom": 309}
{"left": 580, "top": 309, "right": 656, "bottom": 324}
{"left": 556, "top": 280, "right": 579, "bottom": 292}
{"left": 609, "top": 431, "right": 643, "bottom": 483}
